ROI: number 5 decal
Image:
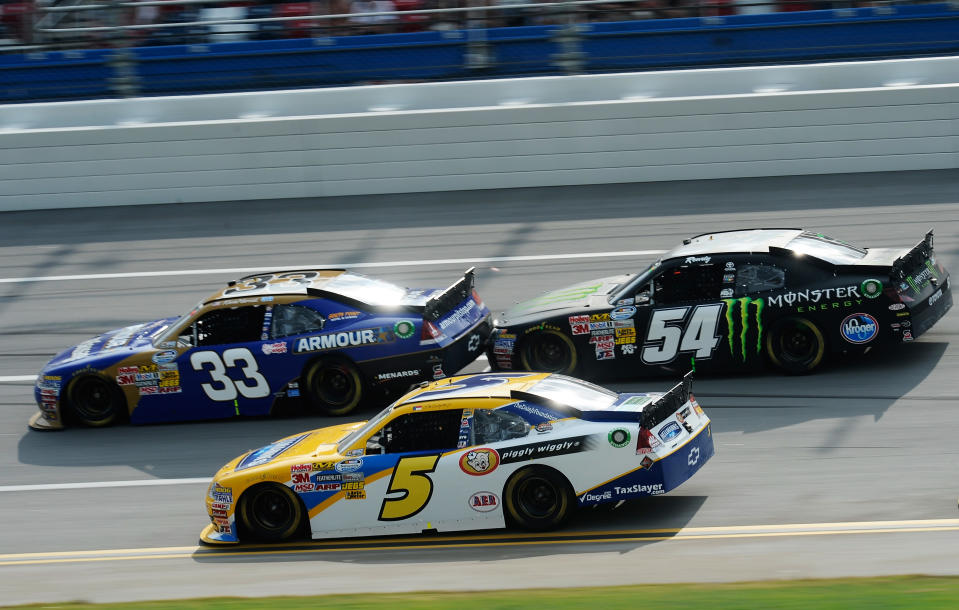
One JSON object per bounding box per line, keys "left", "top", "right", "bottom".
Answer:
{"left": 378, "top": 454, "right": 441, "bottom": 521}
{"left": 190, "top": 348, "right": 270, "bottom": 401}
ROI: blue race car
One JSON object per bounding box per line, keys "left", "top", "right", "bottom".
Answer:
{"left": 30, "top": 268, "right": 490, "bottom": 429}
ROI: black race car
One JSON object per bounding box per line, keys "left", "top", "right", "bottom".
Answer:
{"left": 489, "top": 229, "right": 951, "bottom": 377}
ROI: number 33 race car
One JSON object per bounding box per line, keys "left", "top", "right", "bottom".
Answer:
{"left": 30, "top": 268, "right": 490, "bottom": 429}
{"left": 200, "top": 371, "right": 712, "bottom": 543}
{"left": 490, "top": 229, "right": 951, "bottom": 377}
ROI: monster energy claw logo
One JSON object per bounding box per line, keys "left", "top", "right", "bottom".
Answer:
{"left": 722, "top": 298, "right": 764, "bottom": 362}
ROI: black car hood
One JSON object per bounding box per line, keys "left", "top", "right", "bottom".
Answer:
{"left": 497, "top": 275, "right": 631, "bottom": 326}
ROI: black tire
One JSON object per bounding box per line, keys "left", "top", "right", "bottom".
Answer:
{"left": 766, "top": 317, "right": 826, "bottom": 375}
{"left": 503, "top": 466, "right": 574, "bottom": 531}
{"left": 302, "top": 357, "right": 364, "bottom": 416}
{"left": 237, "top": 483, "right": 305, "bottom": 543}
{"left": 519, "top": 330, "right": 578, "bottom": 375}
{"left": 66, "top": 374, "right": 125, "bottom": 427}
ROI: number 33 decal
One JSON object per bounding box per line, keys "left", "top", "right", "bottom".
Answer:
{"left": 378, "top": 455, "right": 441, "bottom": 521}
{"left": 190, "top": 348, "right": 270, "bottom": 401}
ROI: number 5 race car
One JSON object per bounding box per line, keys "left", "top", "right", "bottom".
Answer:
{"left": 30, "top": 268, "right": 490, "bottom": 429}
{"left": 489, "top": 229, "right": 951, "bottom": 377}
{"left": 200, "top": 371, "right": 712, "bottom": 544}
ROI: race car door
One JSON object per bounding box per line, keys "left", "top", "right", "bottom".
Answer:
{"left": 632, "top": 259, "right": 732, "bottom": 372}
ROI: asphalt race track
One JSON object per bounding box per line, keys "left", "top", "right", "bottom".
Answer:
{"left": 1, "top": 170, "right": 958, "bottom": 604}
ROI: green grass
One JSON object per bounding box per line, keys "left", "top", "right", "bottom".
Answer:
{"left": 7, "top": 576, "right": 959, "bottom": 609}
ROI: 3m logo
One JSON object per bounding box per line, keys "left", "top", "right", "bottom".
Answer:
{"left": 722, "top": 298, "right": 764, "bottom": 362}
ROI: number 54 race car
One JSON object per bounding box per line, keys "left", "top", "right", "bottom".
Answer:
{"left": 490, "top": 229, "right": 951, "bottom": 377}
{"left": 30, "top": 268, "right": 490, "bottom": 429}
{"left": 200, "top": 371, "right": 712, "bottom": 544}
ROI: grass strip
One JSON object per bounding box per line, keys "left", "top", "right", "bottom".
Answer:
{"left": 6, "top": 575, "right": 959, "bottom": 609}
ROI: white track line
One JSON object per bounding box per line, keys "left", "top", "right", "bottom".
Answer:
{"left": 0, "top": 250, "right": 666, "bottom": 284}
{"left": 0, "top": 375, "right": 35, "bottom": 382}
{"left": 0, "top": 478, "right": 211, "bottom": 492}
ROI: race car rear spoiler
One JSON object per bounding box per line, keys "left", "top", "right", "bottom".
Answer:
{"left": 423, "top": 267, "right": 476, "bottom": 322}
{"left": 891, "top": 229, "right": 934, "bottom": 280}
{"left": 640, "top": 371, "right": 694, "bottom": 430}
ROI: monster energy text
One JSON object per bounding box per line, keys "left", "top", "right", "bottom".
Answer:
{"left": 723, "top": 297, "right": 764, "bottom": 362}
{"left": 766, "top": 286, "right": 861, "bottom": 308}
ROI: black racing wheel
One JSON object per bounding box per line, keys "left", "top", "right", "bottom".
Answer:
{"left": 237, "top": 483, "right": 305, "bottom": 543}
{"left": 66, "top": 374, "right": 125, "bottom": 427}
{"left": 503, "top": 466, "right": 574, "bottom": 531}
{"left": 766, "top": 317, "right": 826, "bottom": 374}
{"left": 519, "top": 330, "right": 578, "bottom": 375}
{"left": 302, "top": 357, "right": 364, "bottom": 416}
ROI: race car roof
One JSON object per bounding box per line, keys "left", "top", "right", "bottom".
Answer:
{"left": 401, "top": 372, "right": 551, "bottom": 403}
{"left": 667, "top": 229, "right": 804, "bottom": 259}
{"left": 203, "top": 269, "right": 407, "bottom": 306}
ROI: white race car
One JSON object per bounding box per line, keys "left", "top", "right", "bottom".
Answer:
{"left": 201, "top": 371, "right": 713, "bottom": 544}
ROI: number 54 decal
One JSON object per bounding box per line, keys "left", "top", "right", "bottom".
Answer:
{"left": 378, "top": 454, "right": 441, "bottom": 521}
{"left": 642, "top": 304, "right": 723, "bottom": 364}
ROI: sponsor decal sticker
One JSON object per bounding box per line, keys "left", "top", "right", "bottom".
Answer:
{"left": 535, "top": 421, "right": 552, "bottom": 433}
{"left": 861, "top": 279, "right": 883, "bottom": 299}
{"left": 569, "top": 315, "right": 590, "bottom": 335}
{"left": 328, "top": 311, "right": 363, "bottom": 323}
{"left": 929, "top": 289, "right": 943, "bottom": 307}
{"left": 685, "top": 256, "right": 711, "bottom": 264}
{"left": 608, "top": 428, "right": 631, "bottom": 448}
{"left": 375, "top": 370, "right": 420, "bottom": 382}
{"left": 468, "top": 492, "right": 499, "bottom": 512}
{"left": 152, "top": 350, "right": 178, "bottom": 364}
{"left": 394, "top": 320, "right": 416, "bottom": 339}
{"left": 841, "top": 313, "right": 878, "bottom": 344}
{"left": 459, "top": 448, "right": 500, "bottom": 475}
{"left": 640, "top": 455, "right": 654, "bottom": 470}
{"left": 335, "top": 458, "right": 363, "bottom": 473}
{"left": 688, "top": 446, "right": 701, "bottom": 467}
{"left": 439, "top": 300, "right": 478, "bottom": 330}
{"left": 294, "top": 330, "right": 386, "bottom": 353}
{"left": 658, "top": 422, "right": 682, "bottom": 442}
{"left": 261, "top": 342, "right": 287, "bottom": 355}
{"left": 889, "top": 303, "right": 905, "bottom": 311}
{"left": 236, "top": 434, "right": 310, "bottom": 471}
{"left": 499, "top": 436, "right": 588, "bottom": 463}
{"left": 467, "top": 333, "right": 481, "bottom": 352}
{"left": 610, "top": 306, "right": 636, "bottom": 320}
{"left": 722, "top": 297, "right": 764, "bottom": 362}
{"left": 768, "top": 286, "right": 862, "bottom": 307}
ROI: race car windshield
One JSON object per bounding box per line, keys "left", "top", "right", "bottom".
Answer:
{"left": 608, "top": 259, "right": 663, "bottom": 305}
{"left": 337, "top": 403, "right": 397, "bottom": 453}
{"left": 787, "top": 232, "right": 867, "bottom": 264}
{"left": 529, "top": 375, "right": 619, "bottom": 410}
{"left": 324, "top": 274, "right": 408, "bottom": 306}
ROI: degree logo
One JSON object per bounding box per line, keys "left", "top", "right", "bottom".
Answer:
{"left": 459, "top": 448, "right": 500, "bottom": 476}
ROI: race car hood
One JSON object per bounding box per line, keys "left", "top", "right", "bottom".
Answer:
{"left": 498, "top": 275, "right": 630, "bottom": 326}
{"left": 44, "top": 317, "right": 178, "bottom": 368}
{"left": 226, "top": 422, "right": 364, "bottom": 473}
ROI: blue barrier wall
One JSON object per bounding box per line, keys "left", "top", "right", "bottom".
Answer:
{"left": 2, "top": 3, "right": 958, "bottom": 103}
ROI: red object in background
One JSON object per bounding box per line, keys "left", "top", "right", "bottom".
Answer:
{"left": 278, "top": 2, "right": 314, "bottom": 37}
{"left": 703, "top": 0, "right": 735, "bottom": 16}
{"left": 393, "top": 0, "right": 428, "bottom": 33}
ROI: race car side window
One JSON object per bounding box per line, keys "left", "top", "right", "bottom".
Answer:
{"left": 472, "top": 408, "right": 531, "bottom": 445}
{"left": 368, "top": 409, "right": 463, "bottom": 454}
{"left": 735, "top": 264, "right": 786, "bottom": 296}
{"left": 654, "top": 264, "right": 724, "bottom": 303}
{"left": 271, "top": 304, "right": 325, "bottom": 338}
{"left": 193, "top": 306, "right": 266, "bottom": 346}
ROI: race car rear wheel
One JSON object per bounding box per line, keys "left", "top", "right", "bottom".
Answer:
{"left": 766, "top": 317, "right": 826, "bottom": 375}
{"left": 519, "top": 330, "right": 577, "bottom": 375}
{"left": 66, "top": 374, "right": 125, "bottom": 427}
{"left": 237, "top": 483, "right": 306, "bottom": 543}
{"left": 302, "top": 357, "right": 364, "bottom": 416}
{"left": 504, "top": 466, "right": 574, "bottom": 531}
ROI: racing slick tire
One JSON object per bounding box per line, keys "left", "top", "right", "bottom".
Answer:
{"left": 65, "top": 373, "right": 126, "bottom": 427}
{"left": 503, "top": 466, "right": 574, "bottom": 531}
{"left": 302, "top": 357, "right": 365, "bottom": 416}
{"left": 519, "top": 330, "right": 578, "bottom": 375}
{"left": 237, "top": 483, "right": 306, "bottom": 543}
{"left": 766, "top": 317, "right": 826, "bottom": 375}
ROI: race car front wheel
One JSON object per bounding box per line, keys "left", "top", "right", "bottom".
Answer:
{"left": 302, "top": 357, "right": 364, "bottom": 416}
{"left": 519, "top": 330, "right": 577, "bottom": 375}
{"left": 504, "top": 466, "right": 574, "bottom": 531}
{"left": 237, "top": 483, "right": 306, "bottom": 543}
{"left": 766, "top": 317, "right": 826, "bottom": 375}
{"left": 66, "top": 374, "right": 125, "bottom": 427}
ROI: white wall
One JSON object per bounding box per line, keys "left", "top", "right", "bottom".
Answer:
{"left": 2, "top": 56, "right": 957, "bottom": 211}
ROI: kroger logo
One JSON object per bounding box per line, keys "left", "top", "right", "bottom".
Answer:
{"left": 840, "top": 313, "right": 878, "bottom": 344}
